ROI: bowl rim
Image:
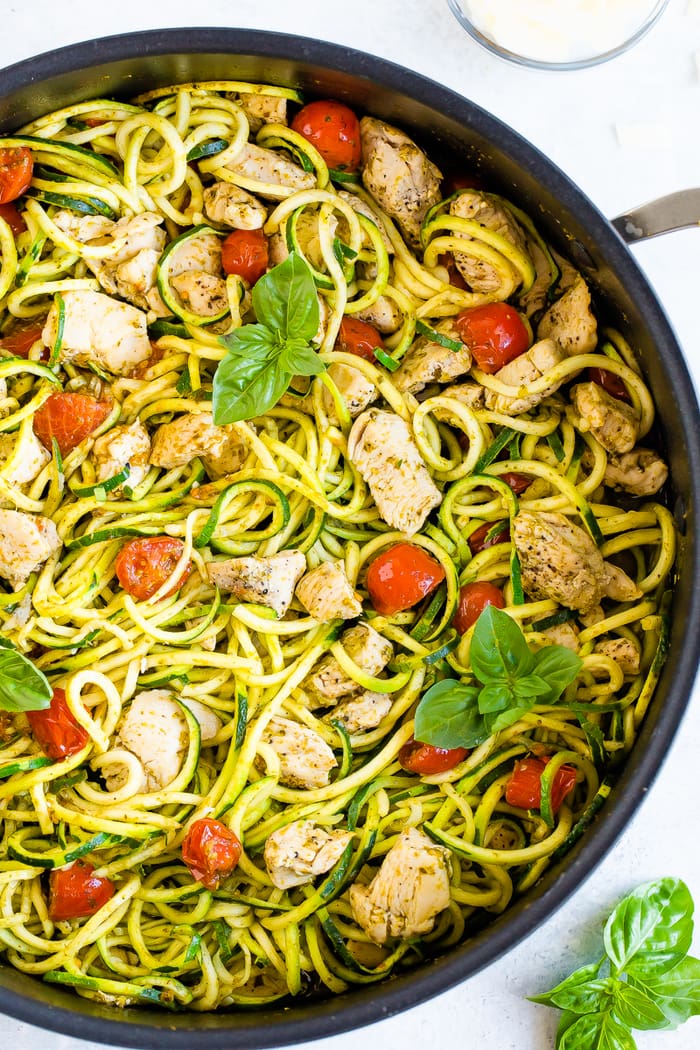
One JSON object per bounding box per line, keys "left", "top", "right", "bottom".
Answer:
{"left": 0, "top": 25, "right": 699, "bottom": 1049}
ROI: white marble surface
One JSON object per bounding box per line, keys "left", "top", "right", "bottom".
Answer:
{"left": 0, "top": 1, "right": 699, "bottom": 1047}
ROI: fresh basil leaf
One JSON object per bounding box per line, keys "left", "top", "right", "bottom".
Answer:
{"left": 604, "top": 878, "right": 694, "bottom": 978}
{"left": 512, "top": 674, "right": 553, "bottom": 700}
{"left": 557, "top": 1010, "right": 637, "bottom": 1050}
{"left": 413, "top": 680, "right": 486, "bottom": 749}
{"left": 611, "top": 981, "right": 669, "bottom": 1031}
{"left": 485, "top": 704, "right": 532, "bottom": 735}
{"left": 212, "top": 353, "right": 290, "bottom": 424}
{"left": 555, "top": 1010, "right": 580, "bottom": 1050}
{"left": 532, "top": 645, "right": 583, "bottom": 701}
{"left": 631, "top": 955, "right": 700, "bottom": 1029}
{"left": 477, "top": 682, "right": 513, "bottom": 714}
{"left": 530, "top": 962, "right": 609, "bottom": 1014}
{"left": 0, "top": 645, "right": 52, "bottom": 712}
{"left": 278, "top": 339, "right": 325, "bottom": 377}
{"left": 470, "top": 605, "right": 534, "bottom": 683}
{"left": 251, "top": 251, "right": 319, "bottom": 341}
{"left": 220, "top": 323, "right": 277, "bottom": 361}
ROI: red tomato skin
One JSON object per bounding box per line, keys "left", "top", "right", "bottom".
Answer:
{"left": 0, "top": 202, "right": 27, "bottom": 235}
{"left": 467, "top": 520, "right": 510, "bottom": 556}
{"left": 500, "top": 471, "right": 532, "bottom": 496}
{"left": 399, "top": 738, "right": 469, "bottom": 775}
{"left": 442, "top": 173, "right": 485, "bottom": 195}
{"left": 115, "top": 537, "right": 192, "bottom": 602}
{"left": 49, "top": 860, "right": 115, "bottom": 921}
{"left": 588, "top": 366, "right": 632, "bottom": 405}
{"left": 335, "top": 316, "right": 384, "bottom": 361}
{"left": 220, "top": 228, "right": 269, "bottom": 285}
{"left": 182, "top": 818, "right": 242, "bottom": 889}
{"left": 33, "top": 393, "right": 111, "bottom": 457}
{"left": 455, "top": 303, "right": 530, "bottom": 374}
{"left": 437, "top": 253, "right": 468, "bottom": 290}
{"left": 453, "top": 581, "right": 505, "bottom": 634}
{"left": 291, "top": 100, "right": 362, "bottom": 171}
{"left": 27, "top": 687, "right": 89, "bottom": 760}
{"left": 505, "top": 757, "right": 577, "bottom": 815}
{"left": 366, "top": 543, "right": 446, "bottom": 615}
{"left": 0, "top": 322, "right": 47, "bottom": 359}
{"left": 0, "top": 147, "right": 33, "bottom": 204}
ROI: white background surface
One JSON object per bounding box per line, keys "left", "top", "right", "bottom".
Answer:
{"left": 0, "top": 1, "right": 699, "bottom": 1047}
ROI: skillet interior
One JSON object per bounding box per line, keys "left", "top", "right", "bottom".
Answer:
{"left": 0, "top": 27, "right": 698, "bottom": 1049}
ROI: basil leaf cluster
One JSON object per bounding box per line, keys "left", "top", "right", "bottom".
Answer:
{"left": 532, "top": 877, "right": 700, "bottom": 1048}
{"left": 414, "top": 605, "right": 582, "bottom": 750}
{"left": 0, "top": 638, "right": 52, "bottom": 712}
{"left": 212, "top": 252, "right": 324, "bottom": 424}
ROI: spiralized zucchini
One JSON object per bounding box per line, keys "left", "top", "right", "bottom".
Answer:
{"left": 0, "top": 82, "right": 675, "bottom": 1010}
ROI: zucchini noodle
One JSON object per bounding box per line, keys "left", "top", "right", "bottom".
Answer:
{"left": 0, "top": 81, "right": 676, "bottom": 1011}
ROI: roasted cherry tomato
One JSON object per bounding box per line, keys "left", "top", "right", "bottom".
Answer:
{"left": 455, "top": 303, "right": 530, "bottom": 374}
{"left": 335, "top": 316, "right": 384, "bottom": 361}
{"left": 27, "top": 687, "right": 89, "bottom": 760}
{"left": 221, "top": 228, "right": 269, "bottom": 285}
{"left": 0, "top": 321, "right": 46, "bottom": 359}
{"left": 399, "top": 738, "right": 469, "bottom": 775}
{"left": 467, "top": 519, "right": 510, "bottom": 556}
{"left": 48, "top": 860, "right": 115, "bottom": 921}
{"left": 505, "top": 756, "right": 577, "bottom": 815}
{"left": 0, "top": 147, "right": 33, "bottom": 204}
{"left": 0, "top": 201, "right": 27, "bottom": 235}
{"left": 366, "top": 542, "right": 446, "bottom": 615}
{"left": 453, "top": 581, "right": 506, "bottom": 634}
{"left": 441, "top": 172, "right": 485, "bottom": 195}
{"left": 588, "top": 366, "right": 632, "bottom": 405}
{"left": 182, "top": 818, "right": 242, "bottom": 889}
{"left": 437, "top": 253, "right": 468, "bottom": 290}
{"left": 500, "top": 471, "right": 532, "bottom": 496}
{"left": 115, "top": 537, "right": 192, "bottom": 602}
{"left": 291, "top": 100, "right": 362, "bottom": 171}
{"left": 33, "top": 392, "right": 111, "bottom": 457}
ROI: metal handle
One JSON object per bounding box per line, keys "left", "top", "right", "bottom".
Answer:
{"left": 612, "top": 189, "right": 700, "bottom": 243}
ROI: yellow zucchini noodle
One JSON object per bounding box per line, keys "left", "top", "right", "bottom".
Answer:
{"left": 0, "top": 81, "right": 676, "bottom": 1010}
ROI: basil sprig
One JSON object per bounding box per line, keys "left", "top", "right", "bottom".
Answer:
{"left": 532, "top": 877, "right": 700, "bottom": 1047}
{"left": 212, "top": 252, "right": 324, "bottom": 424}
{"left": 414, "top": 605, "right": 582, "bottom": 749}
{"left": 0, "top": 638, "right": 52, "bottom": 711}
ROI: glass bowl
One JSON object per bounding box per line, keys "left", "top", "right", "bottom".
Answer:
{"left": 446, "top": 0, "right": 671, "bottom": 71}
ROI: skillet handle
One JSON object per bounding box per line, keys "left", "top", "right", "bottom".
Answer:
{"left": 612, "top": 189, "right": 700, "bottom": 243}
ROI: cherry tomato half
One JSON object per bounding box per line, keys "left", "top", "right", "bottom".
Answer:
{"left": 437, "top": 253, "right": 468, "bottom": 290}
{"left": 0, "top": 321, "right": 47, "bottom": 359}
{"left": 441, "top": 173, "right": 485, "bottom": 196}
{"left": 399, "top": 738, "right": 469, "bottom": 775}
{"left": 505, "top": 756, "right": 577, "bottom": 815}
{"left": 467, "top": 520, "right": 509, "bottom": 556}
{"left": 291, "top": 100, "right": 362, "bottom": 172}
{"left": 182, "top": 818, "right": 242, "bottom": 889}
{"left": 49, "top": 860, "right": 115, "bottom": 921}
{"left": 455, "top": 303, "right": 530, "bottom": 374}
{"left": 33, "top": 392, "right": 111, "bottom": 457}
{"left": 366, "top": 543, "right": 446, "bottom": 616}
{"left": 0, "top": 201, "right": 27, "bottom": 235}
{"left": 115, "top": 536, "right": 192, "bottom": 602}
{"left": 27, "top": 687, "right": 89, "bottom": 760}
{"left": 0, "top": 147, "right": 33, "bottom": 204}
{"left": 500, "top": 471, "right": 532, "bottom": 496}
{"left": 335, "top": 316, "right": 384, "bottom": 361}
{"left": 221, "top": 228, "right": 269, "bottom": 285}
{"left": 588, "top": 366, "right": 632, "bottom": 405}
{"left": 453, "top": 581, "right": 505, "bottom": 635}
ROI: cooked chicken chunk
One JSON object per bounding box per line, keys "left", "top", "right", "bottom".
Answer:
{"left": 328, "top": 690, "right": 393, "bottom": 734}
{"left": 224, "top": 142, "right": 316, "bottom": 198}
{"left": 512, "top": 511, "right": 641, "bottom": 613}
{"left": 264, "top": 820, "right": 353, "bottom": 889}
{"left": 80, "top": 212, "right": 168, "bottom": 315}
{"left": 260, "top": 715, "right": 337, "bottom": 789}
{"left": 111, "top": 690, "right": 188, "bottom": 792}
{"left": 180, "top": 697, "right": 222, "bottom": 744}
{"left": 594, "top": 637, "right": 641, "bottom": 676}
{"left": 337, "top": 190, "right": 394, "bottom": 254}
{"left": 170, "top": 271, "right": 228, "bottom": 318}
{"left": 203, "top": 181, "right": 268, "bottom": 230}
{"left": 570, "top": 382, "right": 639, "bottom": 454}
{"left": 150, "top": 411, "right": 248, "bottom": 478}
{"left": 233, "top": 93, "right": 288, "bottom": 133}
{"left": 207, "top": 550, "right": 306, "bottom": 618}
{"left": 435, "top": 381, "right": 485, "bottom": 417}
{"left": 303, "top": 623, "right": 394, "bottom": 708}
{"left": 539, "top": 621, "right": 580, "bottom": 652}
{"left": 325, "top": 362, "right": 378, "bottom": 420}
{"left": 92, "top": 421, "right": 151, "bottom": 496}
{"left": 518, "top": 236, "right": 556, "bottom": 318}
{"left": 483, "top": 338, "right": 566, "bottom": 414}
{"left": 296, "top": 560, "right": 363, "bottom": 621}
{"left": 168, "top": 232, "right": 223, "bottom": 279}
{"left": 43, "top": 289, "right": 152, "bottom": 375}
{"left": 348, "top": 409, "right": 442, "bottom": 536}
{"left": 354, "top": 296, "right": 403, "bottom": 334}
{"left": 537, "top": 274, "right": 597, "bottom": 356}
{"left": 604, "top": 448, "right": 668, "bottom": 497}
{"left": 349, "top": 827, "right": 451, "bottom": 944}
{"left": 449, "top": 190, "right": 529, "bottom": 293}
{"left": 53, "top": 211, "right": 115, "bottom": 243}
{"left": 0, "top": 509, "right": 61, "bottom": 588}
{"left": 393, "top": 321, "right": 471, "bottom": 395}
{"left": 360, "top": 117, "right": 442, "bottom": 247}
{"left": 0, "top": 429, "right": 50, "bottom": 487}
